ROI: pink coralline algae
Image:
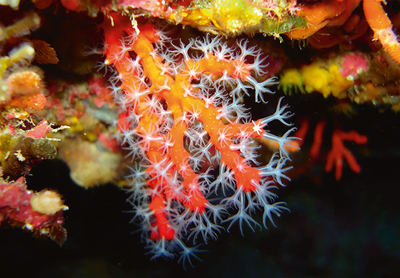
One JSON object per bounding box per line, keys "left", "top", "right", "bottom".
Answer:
{"left": 0, "top": 177, "right": 67, "bottom": 244}
{"left": 341, "top": 52, "right": 369, "bottom": 80}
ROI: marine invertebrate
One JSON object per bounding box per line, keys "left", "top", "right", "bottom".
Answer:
{"left": 59, "top": 138, "right": 123, "bottom": 188}
{"left": 96, "top": 0, "right": 305, "bottom": 37}
{"left": 363, "top": 0, "right": 400, "bottom": 64}
{"left": 0, "top": 12, "right": 49, "bottom": 113}
{"left": 340, "top": 52, "right": 369, "bottom": 80}
{"left": 104, "top": 15, "right": 295, "bottom": 262}
{"left": 192, "top": 0, "right": 304, "bottom": 36}
{"left": 305, "top": 11, "right": 369, "bottom": 49}
{"left": 279, "top": 49, "right": 400, "bottom": 108}
{"left": 280, "top": 59, "right": 354, "bottom": 99}
{"left": 0, "top": 119, "right": 60, "bottom": 180}
{"left": 325, "top": 128, "right": 368, "bottom": 180}
{"left": 287, "top": 0, "right": 400, "bottom": 65}
{"left": 0, "top": 177, "right": 67, "bottom": 244}
{"left": 295, "top": 119, "right": 367, "bottom": 180}
{"left": 286, "top": 0, "right": 361, "bottom": 40}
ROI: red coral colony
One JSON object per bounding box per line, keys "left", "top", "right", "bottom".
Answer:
{"left": 104, "top": 14, "right": 295, "bottom": 261}
{"left": 1, "top": 0, "right": 399, "bottom": 271}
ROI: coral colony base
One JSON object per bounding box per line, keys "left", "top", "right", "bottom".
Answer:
{"left": 103, "top": 15, "right": 296, "bottom": 265}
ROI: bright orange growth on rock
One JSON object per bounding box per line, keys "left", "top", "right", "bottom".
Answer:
{"left": 287, "top": 0, "right": 400, "bottom": 64}
{"left": 287, "top": 0, "right": 361, "bottom": 40}
{"left": 5, "top": 69, "right": 47, "bottom": 110}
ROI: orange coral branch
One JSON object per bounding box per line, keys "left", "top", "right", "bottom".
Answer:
{"left": 363, "top": 0, "right": 400, "bottom": 64}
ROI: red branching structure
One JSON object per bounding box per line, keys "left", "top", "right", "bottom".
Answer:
{"left": 103, "top": 14, "right": 295, "bottom": 263}
{"left": 325, "top": 129, "right": 368, "bottom": 180}
{"left": 296, "top": 119, "right": 368, "bottom": 181}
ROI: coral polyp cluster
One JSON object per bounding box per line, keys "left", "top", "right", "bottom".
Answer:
{"left": 104, "top": 15, "right": 295, "bottom": 261}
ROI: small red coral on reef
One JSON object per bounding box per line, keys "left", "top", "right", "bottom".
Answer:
{"left": 325, "top": 128, "right": 368, "bottom": 180}
{"left": 295, "top": 118, "right": 368, "bottom": 181}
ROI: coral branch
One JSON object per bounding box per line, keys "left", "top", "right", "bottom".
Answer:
{"left": 104, "top": 15, "right": 293, "bottom": 262}
{"left": 325, "top": 129, "right": 368, "bottom": 180}
{"left": 363, "top": 0, "right": 400, "bottom": 64}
